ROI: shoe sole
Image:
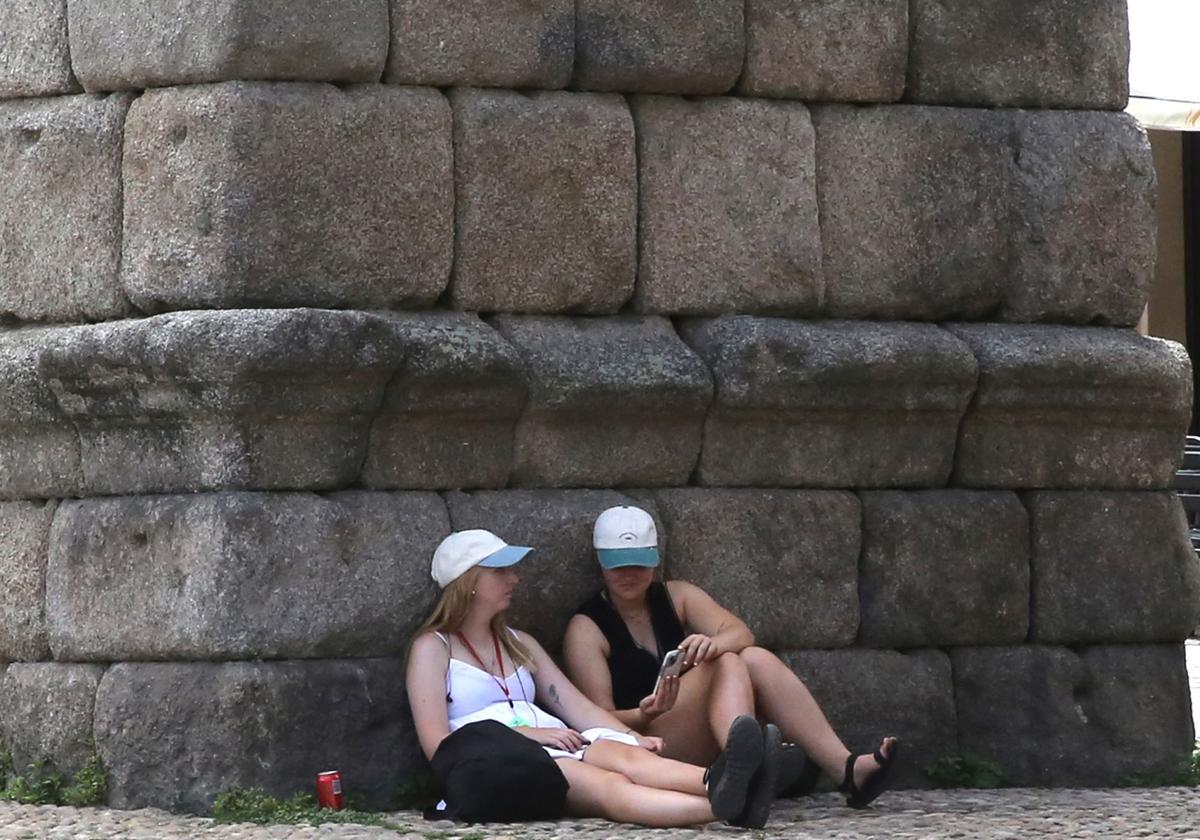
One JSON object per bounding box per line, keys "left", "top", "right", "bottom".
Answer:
{"left": 738, "top": 723, "right": 783, "bottom": 829}
{"left": 709, "top": 715, "right": 764, "bottom": 822}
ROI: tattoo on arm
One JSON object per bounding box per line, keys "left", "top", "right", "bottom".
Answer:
{"left": 547, "top": 683, "right": 561, "bottom": 710}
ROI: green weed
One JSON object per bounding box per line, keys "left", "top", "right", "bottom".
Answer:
{"left": 1123, "top": 741, "right": 1200, "bottom": 787}
{"left": 926, "top": 753, "right": 1005, "bottom": 789}
{"left": 0, "top": 751, "right": 109, "bottom": 807}
{"left": 212, "top": 788, "right": 406, "bottom": 829}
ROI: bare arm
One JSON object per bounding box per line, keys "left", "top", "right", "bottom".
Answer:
{"left": 405, "top": 633, "right": 453, "bottom": 762}
{"left": 668, "top": 580, "right": 755, "bottom": 660}
{"left": 521, "top": 631, "right": 636, "bottom": 734}
{"left": 562, "top": 614, "right": 647, "bottom": 730}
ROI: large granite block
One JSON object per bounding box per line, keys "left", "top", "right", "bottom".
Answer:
{"left": 682, "top": 318, "right": 977, "bottom": 487}
{"left": 39, "top": 309, "right": 404, "bottom": 495}
{"left": 574, "top": 0, "right": 742, "bottom": 94}
{"left": 908, "top": 0, "right": 1129, "bottom": 109}
{"left": 0, "top": 664, "right": 104, "bottom": 778}
{"left": 1027, "top": 492, "right": 1200, "bottom": 644}
{"left": 631, "top": 96, "right": 821, "bottom": 315}
{"left": 814, "top": 105, "right": 1013, "bottom": 320}
{"left": 0, "top": 0, "right": 78, "bottom": 98}
{"left": 0, "top": 94, "right": 132, "bottom": 322}
{"left": 654, "top": 490, "right": 859, "bottom": 649}
{"left": 95, "top": 660, "right": 415, "bottom": 813}
{"left": 362, "top": 313, "right": 528, "bottom": 490}
{"left": 953, "top": 645, "right": 1194, "bottom": 786}
{"left": 444, "top": 490, "right": 645, "bottom": 648}
{"left": 451, "top": 89, "right": 635, "bottom": 313}
{"left": 0, "top": 327, "right": 80, "bottom": 499}
{"left": 949, "top": 325, "right": 1191, "bottom": 489}
{"left": 123, "top": 83, "right": 451, "bottom": 312}
{"left": 0, "top": 501, "right": 55, "bottom": 661}
{"left": 1005, "top": 112, "right": 1156, "bottom": 326}
{"left": 782, "top": 649, "right": 954, "bottom": 788}
{"left": 739, "top": 0, "right": 906, "bottom": 102}
{"left": 494, "top": 316, "right": 712, "bottom": 487}
{"left": 47, "top": 492, "right": 447, "bottom": 661}
{"left": 858, "top": 491, "right": 1028, "bottom": 647}
{"left": 69, "top": 0, "right": 388, "bottom": 90}
{"left": 386, "top": 0, "right": 572, "bottom": 88}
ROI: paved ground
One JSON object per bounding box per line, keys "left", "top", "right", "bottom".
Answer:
{"left": 1, "top": 641, "right": 1197, "bottom": 839}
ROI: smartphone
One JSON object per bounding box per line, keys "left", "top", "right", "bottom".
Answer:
{"left": 652, "top": 649, "right": 684, "bottom": 696}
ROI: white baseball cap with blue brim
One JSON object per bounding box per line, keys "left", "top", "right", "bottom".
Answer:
{"left": 431, "top": 529, "right": 533, "bottom": 589}
{"left": 593, "top": 506, "right": 660, "bottom": 569}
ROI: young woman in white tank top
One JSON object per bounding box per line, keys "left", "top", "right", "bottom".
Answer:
{"left": 407, "top": 530, "right": 781, "bottom": 828}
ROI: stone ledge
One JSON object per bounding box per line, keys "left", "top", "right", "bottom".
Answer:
{"left": 682, "top": 317, "right": 977, "bottom": 487}
{"left": 949, "top": 325, "right": 1192, "bottom": 489}
{"left": 45, "top": 492, "right": 447, "bottom": 661}
{"left": 94, "top": 660, "right": 415, "bottom": 813}
{"left": 68, "top": 0, "right": 388, "bottom": 92}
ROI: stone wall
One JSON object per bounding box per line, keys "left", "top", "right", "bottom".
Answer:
{"left": 0, "top": 0, "right": 1197, "bottom": 813}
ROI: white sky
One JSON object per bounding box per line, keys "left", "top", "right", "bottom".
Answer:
{"left": 1128, "top": 0, "right": 1200, "bottom": 102}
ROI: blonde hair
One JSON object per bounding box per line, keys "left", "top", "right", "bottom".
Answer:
{"left": 412, "top": 566, "right": 535, "bottom": 671}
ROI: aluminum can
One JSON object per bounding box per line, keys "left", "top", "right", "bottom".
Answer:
{"left": 316, "top": 770, "right": 344, "bottom": 810}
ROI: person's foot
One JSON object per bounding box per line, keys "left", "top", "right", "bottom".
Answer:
{"left": 838, "top": 737, "right": 899, "bottom": 809}
{"left": 731, "top": 723, "right": 782, "bottom": 829}
{"left": 850, "top": 737, "right": 897, "bottom": 790}
{"left": 704, "top": 715, "right": 764, "bottom": 821}
{"left": 775, "top": 741, "right": 821, "bottom": 798}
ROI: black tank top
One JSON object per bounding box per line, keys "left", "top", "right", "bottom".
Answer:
{"left": 574, "top": 582, "right": 687, "bottom": 711}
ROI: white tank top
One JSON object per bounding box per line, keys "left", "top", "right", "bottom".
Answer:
{"left": 434, "top": 631, "right": 570, "bottom": 732}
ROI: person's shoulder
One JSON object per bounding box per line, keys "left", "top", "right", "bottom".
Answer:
{"left": 565, "top": 612, "right": 605, "bottom": 643}
{"left": 664, "top": 579, "right": 706, "bottom": 600}
{"left": 410, "top": 631, "right": 450, "bottom": 657}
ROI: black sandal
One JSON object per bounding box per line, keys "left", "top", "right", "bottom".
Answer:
{"left": 838, "top": 740, "right": 899, "bottom": 809}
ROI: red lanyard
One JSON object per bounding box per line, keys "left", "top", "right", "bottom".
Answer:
{"left": 457, "top": 629, "right": 515, "bottom": 710}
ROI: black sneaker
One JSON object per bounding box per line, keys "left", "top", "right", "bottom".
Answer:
{"left": 704, "top": 715, "right": 765, "bottom": 822}
{"left": 776, "top": 742, "right": 822, "bottom": 797}
{"left": 733, "top": 723, "right": 783, "bottom": 829}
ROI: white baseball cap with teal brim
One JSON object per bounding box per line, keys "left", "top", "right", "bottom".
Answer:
{"left": 593, "top": 506, "right": 660, "bottom": 569}
{"left": 431, "top": 529, "right": 533, "bottom": 589}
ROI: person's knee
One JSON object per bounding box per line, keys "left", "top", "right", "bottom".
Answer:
{"left": 738, "top": 645, "right": 775, "bottom": 673}
{"left": 714, "top": 650, "right": 748, "bottom": 674}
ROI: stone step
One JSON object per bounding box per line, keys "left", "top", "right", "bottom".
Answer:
{"left": 0, "top": 643, "right": 1190, "bottom": 813}
{"left": 0, "top": 312, "right": 1188, "bottom": 498}
{"left": 0, "top": 88, "right": 1156, "bottom": 325}
{"left": 1, "top": 0, "right": 1127, "bottom": 108}
{"left": 2, "top": 488, "right": 1195, "bottom": 663}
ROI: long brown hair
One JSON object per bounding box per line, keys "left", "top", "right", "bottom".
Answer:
{"left": 412, "top": 566, "right": 535, "bottom": 671}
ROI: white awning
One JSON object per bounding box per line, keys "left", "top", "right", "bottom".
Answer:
{"left": 1126, "top": 0, "right": 1200, "bottom": 132}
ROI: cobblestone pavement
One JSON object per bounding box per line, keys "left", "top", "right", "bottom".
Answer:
{"left": 2, "top": 642, "right": 1197, "bottom": 839}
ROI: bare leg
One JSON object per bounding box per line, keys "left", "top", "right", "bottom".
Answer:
{"left": 555, "top": 757, "right": 714, "bottom": 827}
{"left": 582, "top": 739, "right": 706, "bottom": 795}
{"left": 647, "top": 651, "right": 754, "bottom": 764}
{"left": 740, "top": 646, "right": 895, "bottom": 787}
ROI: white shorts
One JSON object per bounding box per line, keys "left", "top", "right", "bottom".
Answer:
{"left": 544, "top": 727, "right": 640, "bottom": 760}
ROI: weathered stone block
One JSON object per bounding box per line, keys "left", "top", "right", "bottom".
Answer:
{"left": 631, "top": 96, "right": 821, "bottom": 316}
{"left": 0, "top": 501, "right": 55, "bottom": 661}
{"left": 39, "top": 309, "right": 404, "bottom": 495}
{"left": 494, "top": 316, "right": 712, "bottom": 487}
{"left": 814, "top": 105, "right": 1013, "bottom": 320}
{"left": 386, "top": 0, "right": 572, "bottom": 88}
{"left": 362, "top": 313, "right": 528, "bottom": 491}
{"left": 0, "top": 94, "right": 131, "bottom": 322}
{"left": 782, "top": 649, "right": 954, "bottom": 788}
{"left": 445, "top": 490, "right": 647, "bottom": 649}
{"left": 682, "top": 318, "right": 977, "bottom": 487}
{"left": 1027, "top": 492, "right": 1200, "bottom": 644}
{"left": 949, "top": 325, "right": 1192, "bottom": 489}
{"left": 858, "top": 491, "right": 1029, "bottom": 648}
{"left": 0, "top": 327, "right": 80, "bottom": 499}
{"left": 69, "top": 0, "right": 388, "bottom": 90}
{"left": 654, "top": 490, "right": 859, "bottom": 649}
{"left": 1005, "top": 112, "right": 1156, "bottom": 326}
{"left": 953, "top": 645, "right": 1194, "bottom": 786}
{"left": 95, "top": 660, "right": 415, "bottom": 813}
{"left": 0, "top": 0, "right": 78, "bottom": 98}
{"left": 908, "top": 0, "right": 1129, "bottom": 109}
{"left": 451, "top": 89, "right": 636, "bottom": 313}
{"left": 123, "top": 83, "right": 451, "bottom": 312}
{"left": 0, "top": 663, "right": 105, "bottom": 778}
{"left": 739, "top": 0, "right": 907, "bottom": 102}
{"left": 46, "top": 492, "right": 447, "bottom": 661}
{"left": 574, "top": 0, "right": 742, "bottom": 94}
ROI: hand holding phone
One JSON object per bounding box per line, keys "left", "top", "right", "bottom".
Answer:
{"left": 652, "top": 649, "right": 684, "bottom": 697}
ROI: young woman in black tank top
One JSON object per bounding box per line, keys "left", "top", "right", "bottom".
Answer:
{"left": 564, "top": 506, "right": 899, "bottom": 811}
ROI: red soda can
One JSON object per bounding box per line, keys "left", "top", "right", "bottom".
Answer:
{"left": 316, "top": 770, "right": 344, "bottom": 810}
